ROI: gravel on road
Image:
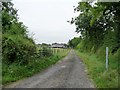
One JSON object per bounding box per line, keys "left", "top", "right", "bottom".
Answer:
{"left": 5, "top": 50, "right": 95, "bottom": 88}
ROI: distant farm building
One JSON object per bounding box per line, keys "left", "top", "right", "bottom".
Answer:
{"left": 51, "top": 43, "right": 67, "bottom": 48}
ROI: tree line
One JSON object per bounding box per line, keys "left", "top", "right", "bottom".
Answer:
{"left": 68, "top": 2, "right": 119, "bottom": 87}
{"left": 2, "top": 2, "right": 53, "bottom": 64}
{"left": 2, "top": 2, "right": 69, "bottom": 85}
{"left": 68, "top": 1, "right": 120, "bottom": 54}
{"left": 2, "top": 2, "right": 37, "bottom": 64}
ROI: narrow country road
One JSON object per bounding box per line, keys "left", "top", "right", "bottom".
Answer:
{"left": 5, "top": 50, "right": 94, "bottom": 88}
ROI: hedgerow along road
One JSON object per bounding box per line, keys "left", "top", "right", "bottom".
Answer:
{"left": 5, "top": 50, "right": 94, "bottom": 88}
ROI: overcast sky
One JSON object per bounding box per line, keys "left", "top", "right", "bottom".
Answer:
{"left": 12, "top": 0, "right": 80, "bottom": 44}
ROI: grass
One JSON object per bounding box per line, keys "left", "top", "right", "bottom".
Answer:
{"left": 2, "top": 49, "right": 69, "bottom": 85}
{"left": 75, "top": 50, "right": 118, "bottom": 88}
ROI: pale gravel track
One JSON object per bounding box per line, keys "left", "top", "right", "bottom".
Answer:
{"left": 4, "top": 50, "right": 95, "bottom": 88}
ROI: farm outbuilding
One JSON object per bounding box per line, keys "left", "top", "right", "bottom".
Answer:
{"left": 51, "top": 43, "right": 67, "bottom": 48}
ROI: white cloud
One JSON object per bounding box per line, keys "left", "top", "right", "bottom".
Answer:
{"left": 12, "top": 0, "right": 80, "bottom": 44}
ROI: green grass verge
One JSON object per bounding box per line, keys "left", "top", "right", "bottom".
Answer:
{"left": 2, "top": 49, "right": 69, "bottom": 85}
{"left": 75, "top": 50, "right": 118, "bottom": 88}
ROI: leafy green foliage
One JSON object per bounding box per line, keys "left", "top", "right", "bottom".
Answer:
{"left": 2, "top": 2, "right": 69, "bottom": 85}
{"left": 2, "top": 2, "right": 36, "bottom": 64}
{"left": 75, "top": 49, "right": 118, "bottom": 88}
{"left": 70, "top": 1, "right": 120, "bottom": 88}
{"left": 37, "top": 45, "right": 52, "bottom": 57}
{"left": 68, "top": 37, "right": 81, "bottom": 48}
{"left": 3, "top": 49, "right": 69, "bottom": 85}
{"left": 2, "top": 34, "right": 36, "bottom": 64}
{"left": 70, "top": 1, "right": 120, "bottom": 53}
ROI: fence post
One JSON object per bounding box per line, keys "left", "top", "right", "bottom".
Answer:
{"left": 52, "top": 48, "right": 54, "bottom": 54}
{"left": 106, "top": 47, "right": 108, "bottom": 70}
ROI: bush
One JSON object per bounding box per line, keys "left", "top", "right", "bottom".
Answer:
{"left": 37, "top": 46, "right": 52, "bottom": 57}
{"left": 2, "top": 34, "right": 36, "bottom": 64}
{"left": 2, "top": 49, "right": 69, "bottom": 85}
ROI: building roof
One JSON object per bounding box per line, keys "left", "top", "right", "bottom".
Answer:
{"left": 51, "top": 43, "right": 66, "bottom": 48}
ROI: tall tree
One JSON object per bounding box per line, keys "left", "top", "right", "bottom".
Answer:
{"left": 70, "top": 1, "right": 120, "bottom": 52}
{"left": 2, "top": 2, "right": 36, "bottom": 64}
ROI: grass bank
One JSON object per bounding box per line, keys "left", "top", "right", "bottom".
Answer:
{"left": 75, "top": 50, "right": 118, "bottom": 88}
{"left": 2, "top": 49, "right": 69, "bottom": 85}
